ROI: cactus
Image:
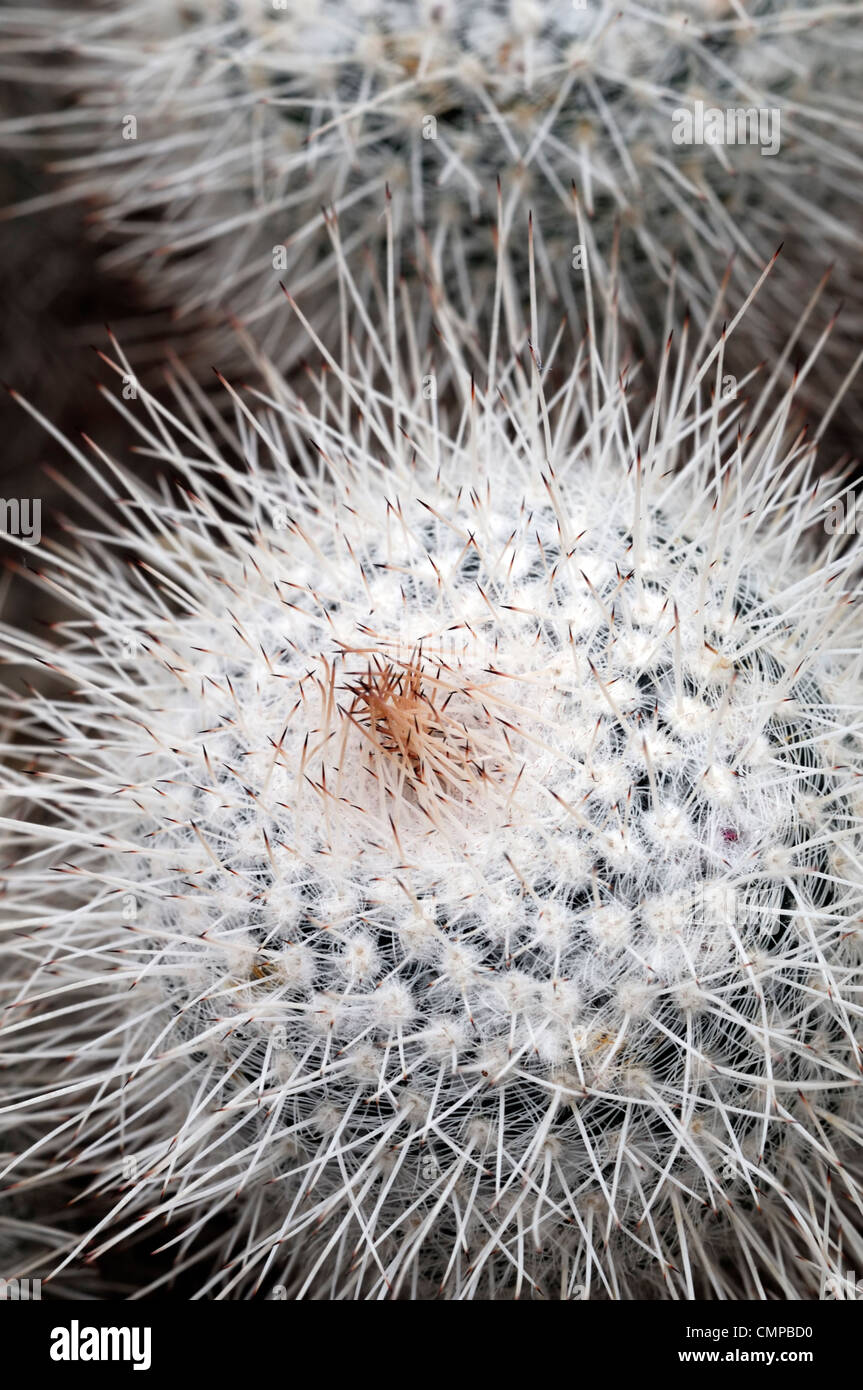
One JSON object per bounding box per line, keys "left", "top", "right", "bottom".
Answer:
{"left": 2, "top": 0, "right": 862, "bottom": 412}
{"left": 2, "top": 248, "right": 862, "bottom": 1298}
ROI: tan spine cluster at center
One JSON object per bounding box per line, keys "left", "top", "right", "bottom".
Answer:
{"left": 340, "top": 647, "right": 512, "bottom": 810}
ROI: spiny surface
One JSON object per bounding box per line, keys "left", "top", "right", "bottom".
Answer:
{"left": 3, "top": 0, "right": 862, "bottom": 391}
{"left": 2, "top": 291, "right": 863, "bottom": 1299}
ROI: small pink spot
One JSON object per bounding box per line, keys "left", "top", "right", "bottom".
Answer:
{"left": 721, "top": 828, "right": 738, "bottom": 843}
